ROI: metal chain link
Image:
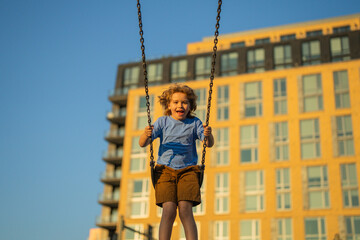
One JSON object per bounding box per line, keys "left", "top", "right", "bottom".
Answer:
{"left": 201, "top": 0, "right": 222, "bottom": 169}
{"left": 137, "top": 0, "right": 222, "bottom": 170}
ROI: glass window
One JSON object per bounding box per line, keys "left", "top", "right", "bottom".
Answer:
{"left": 130, "top": 137, "right": 146, "bottom": 173}
{"left": 274, "top": 122, "right": 289, "bottom": 161}
{"left": 345, "top": 216, "right": 360, "bottom": 239}
{"left": 335, "top": 115, "right": 354, "bottom": 156}
{"left": 247, "top": 48, "right": 265, "bottom": 73}
{"left": 276, "top": 168, "right": 291, "bottom": 210}
{"left": 255, "top": 37, "right": 270, "bottom": 45}
{"left": 333, "top": 25, "right": 350, "bottom": 33}
{"left": 214, "top": 221, "right": 229, "bottom": 240}
{"left": 300, "top": 119, "right": 321, "bottom": 159}
{"left": 302, "top": 40, "right": 321, "bottom": 65}
{"left": 244, "top": 170, "right": 264, "bottom": 212}
{"left": 307, "top": 166, "right": 329, "bottom": 209}
{"left": 221, "top": 52, "right": 238, "bottom": 76}
{"left": 304, "top": 217, "right": 327, "bottom": 240}
{"left": 333, "top": 70, "right": 350, "bottom": 108}
{"left": 193, "top": 177, "right": 206, "bottom": 215}
{"left": 273, "top": 78, "right": 287, "bottom": 115}
{"left": 215, "top": 173, "right": 230, "bottom": 214}
{"left": 306, "top": 30, "right": 322, "bottom": 37}
{"left": 240, "top": 125, "right": 258, "bottom": 163}
{"left": 302, "top": 74, "right": 323, "bottom": 112}
{"left": 147, "top": 63, "right": 163, "bottom": 84}
{"left": 240, "top": 219, "right": 260, "bottom": 240}
{"left": 244, "top": 81, "right": 262, "bottom": 117}
{"left": 330, "top": 36, "right": 350, "bottom": 62}
{"left": 276, "top": 218, "right": 292, "bottom": 240}
{"left": 217, "top": 85, "right": 229, "bottom": 121}
{"left": 194, "top": 88, "right": 207, "bottom": 122}
{"left": 215, "top": 128, "right": 230, "bottom": 166}
{"left": 123, "top": 66, "right": 140, "bottom": 94}
{"left": 124, "top": 224, "right": 144, "bottom": 240}
{"left": 195, "top": 56, "right": 211, "bottom": 80}
{"left": 170, "top": 59, "right": 187, "bottom": 82}
{"left": 130, "top": 179, "right": 149, "bottom": 218}
{"left": 274, "top": 45, "right": 292, "bottom": 69}
{"left": 136, "top": 95, "right": 154, "bottom": 130}
{"left": 341, "top": 163, "right": 359, "bottom": 208}
{"left": 231, "top": 41, "right": 245, "bottom": 48}
{"left": 280, "top": 34, "right": 296, "bottom": 41}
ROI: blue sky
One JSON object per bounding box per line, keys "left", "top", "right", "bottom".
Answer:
{"left": 0, "top": 0, "right": 359, "bottom": 240}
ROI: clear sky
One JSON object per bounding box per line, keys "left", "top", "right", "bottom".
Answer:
{"left": 0, "top": 0, "right": 359, "bottom": 240}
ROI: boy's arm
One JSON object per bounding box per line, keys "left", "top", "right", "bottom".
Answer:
{"left": 139, "top": 125, "right": 153, "bottom": 147}
{"left": 203, "top": 126, "right": 214, "bottom": 148}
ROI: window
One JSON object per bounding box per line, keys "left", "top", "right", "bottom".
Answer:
{"left": 124, "top": 224, "right": 144, "bottom": 240}
{"left": 214, "top": 221, "right": 229, "bottom": 240}
{"left": 214, "top": 128, "right": 230, "bottom": 166}
{"left": 247, "top": 48, "right": 265, "bottom": 72}
{"left": 344, "top": 216, "right": 360, "bottom": 240}
{"left": 273, "top": 78, "right": 287, "bottom": 115}
{"left": 240, "top": 125, "right": 258, "bottom": 163}
{"left": 147, "top": 63, "right": 163, "bottom": 85}
{"left": 180, "top": 222, "right": 200, "bottom": 240}
{"left": 221, "top": 52, "right": 238, "bottom": 76}
{"left": 275, "top": 218, "right": 292, "bottom": 240}
{"left": 244, "top": 170, "right": 264, "bottom": 212}
{"left": 255, "top": 37, "right": 270, "bottom": 45}
{"left": 280, "top": 34, "right": 296, "bottom": 41}
{"left": 307, "top": 166, "right": 329, "bottom": 209}
{"left": 215, "top": 173, "right": 229, "bottom": 214}
{"left": 194, "top": 88, "right": 207, "bottom": 122}
{"left": 130, "top": 137, "right": 146, "bottom": 173}
{"left": 244, "top": 81, "right": 262, "bottom": 117}
{"left": 330, "top": 36, "right": 350, "bottom": 61}
{"left": 240, "top": 219, "right": 260, "bottom": 240}
{"left": 274, "top": 122, "right": 289, "bottom": 161}
{"left": 274, "top": 45, "right": 292, "bottom": 69}
{"left": 195, "top": 56, "right": 211, "bottom": 80}
{"left": 136, "top": 95, "right": 154, "bottom": 130}
{"left": 123, "top": 66, "right": 140, "bottom": 94}
{"left": 217, "top": 85, "right": 229, "bottom": 121}
{"left": 306, "top": 30, "right": 322, "bottom": 37}
{"left": 302, "top": 40, "right": 321, "bottom": 65}
{"left": 301, "top": 74, "right": 323, "bottom": 112}
{"left": 276, "top": 168, "right": 291, "bottom": 210}
{"left": 130, "top": 179, "right": 149, "bottom": 218}
{"left": 333, "top": 70, "right": 350, "bottom": 108}
{"left": 341, "top": 163, "right": 359, "bottom": 208}
{"left": 304, "top": 217, "right": 326, "bottom": 240}
{"left": 170, "top": 59, "right": 187, "bottom": 82}
{"left": 231, "top": 41, "right": 245, "bottom": 48}
{"left": 335, "top": 115, "right": 354, "bottom": 156}
{"left": 300, "top": 119, "right": 321, "bottom": 159}
{"left": 333, "top": 25, "right": 350, "bottom": 33}
{"left": 193, "top": 177, "right": 206, "bottom": 215}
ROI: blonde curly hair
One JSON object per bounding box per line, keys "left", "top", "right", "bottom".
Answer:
{"left": 158, "top": 84, "right": 197, "bottom": 118}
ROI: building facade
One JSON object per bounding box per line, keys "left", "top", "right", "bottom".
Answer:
{"left": 93, "top": 14, "right": 360, "bottom": 240}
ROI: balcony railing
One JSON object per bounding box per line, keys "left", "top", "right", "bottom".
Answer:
{"left": 108, "top": 88, "right": 127, "bottom": 104}
{"left": 102, "top": 149, "right": 123, "bottom": 164}
{"left": 98, "top": 192, "right": 120, "bottom": 207}
{"left": 106, "top": 109, "right": 126, "bottom": 124}
{"left": 104, "top": 129, "right": 125, "bottom": 144}
{"left": 101, "top": 170, "right": 122, "bottom": 185}
{"left": 96, "top": 215, "right": 117, "bottom": 230}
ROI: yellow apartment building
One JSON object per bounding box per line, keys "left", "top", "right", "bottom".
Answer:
{"left": 93, "top": 14, "right": 360, "bottom": 240}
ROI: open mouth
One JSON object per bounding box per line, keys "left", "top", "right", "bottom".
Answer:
{"left": 176, "top": 109, "right": 185, "bottom": 115}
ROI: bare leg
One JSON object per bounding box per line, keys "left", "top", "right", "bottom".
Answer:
{"left": 178, "top": 201, "right": 198, "bottom": 240}
{"left": 159, "top": 202, "right": 177, "bottom": 240}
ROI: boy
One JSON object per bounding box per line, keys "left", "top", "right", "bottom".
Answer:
{"left": 139, "top": 84, "right": 214, "bottom": 240}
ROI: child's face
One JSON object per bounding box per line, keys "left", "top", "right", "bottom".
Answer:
{"left": 168, "top": 92, "right": 190, "bottom": 120}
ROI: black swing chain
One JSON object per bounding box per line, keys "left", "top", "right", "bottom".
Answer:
{"left": 136, "top": 0, "right": 222, "bottom": 170}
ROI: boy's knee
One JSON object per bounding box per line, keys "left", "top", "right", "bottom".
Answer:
{"left": 162, "top": 202, "right": 177, "bottom": 220}
{"left": 178, "top": 201, "right": 194, "bottom": 218}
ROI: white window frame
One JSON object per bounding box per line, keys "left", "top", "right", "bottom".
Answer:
{"left": 273, "top": 78, "right": 287, "bottom": 115}
{"left": 247, "top": 48, "right": 265, "bottom": 73}
{"left": 130, "top": 179, "right": 150, "bottom": 218}
{"left": 333, "top": 70, "right": 350, "bottom": 109}
{"left": 194, "top": 88, "right": 207, "bottom": 122}
{"left": 240, "top": 125, "right": 258, "bottom": 164}
{"left": 307, "top": 166, "right": 330, "bottom": 209}
{"left": 344, "top": 216, "right": 360, "bottom": 240}
{"left": 302, "top": 74, "right": 323, "bottom": 112}
{"left": 340, "top": 163, "right": 359, "bottom": 208}
{"left": 300, "top": 118, "right": 321, "bottom": 159}
{"left": 214, "top": 128, "right": 230, "bottom": 166}
{"left": 244, "top": 81, "right": 262, "bottom": 117}
{"left": 244, "top": 170, "right": 264, "bottom": 212}
{"left": 275, "top": 218, "right": 292, "bottom": 240}
{"left": 274, "top": 122, "right": 289, "bottom": 161}
{"left": 135, "top": 95, "right": 154, "bottom": 130}
{"left": 130, "top": 136, "right": 147, "bottom": 173}
{"left": 274, "top": 45, "right": 292, "bottom": 69}
{"left": 330, "top": 36, "right": 350, "bottom": 61}
{"left": 215, "top": 173, "right": 230, "bottom": 214}
{"left": 221, "top": 52, "right": 238, "bottom": 76}
{"left": 335, "top": 115, "right": 354, "bottom": 156}
{"left": 276, "top": 168, "right": 291, "bottom": 210}
{"left": 124, "top": 224, "right": 144, "bottom": 240}
{"left": 217, "top": 85, "right": 229, "bottom": 121}
{"left": 214, "top": 220, "right": 230, "bottom": 240}
{"left": 170, "top": 59, "right": 187, "bottom": 83}
{"left": 147, "top": 63, "right": 163, "bottom": 84}
{"left": 304, "top": 217, "right": 327, "bottom": 240}
{"left": 240, "top": 219, "right": 260, "bottom": 240}
{"left": 195, "top": 56, "right": 211, "bottom": 80}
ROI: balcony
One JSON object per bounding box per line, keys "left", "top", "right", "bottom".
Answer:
{"left": 104, "top": 129, "right": 125, "bottom": 144}
{"left": 106, "top": 109, "right": 126, "bottom": 125}
{"left": 96, "top": 215, "right": 117, "bottom": 230}
{"left": 102, "top": 149, "right": 123, "bottom": 164}
{"left": 101, "top": 170, "right": 122, "bottom": 186}
{"left": 98, "top": 192, "right": 120, "bottom": 207}
{"left": 108, "top": 88, "right": 127, "bottom": 105}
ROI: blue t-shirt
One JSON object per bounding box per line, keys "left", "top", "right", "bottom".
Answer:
{"left": 151, "top": 116, "right": 205, "bottom": 170}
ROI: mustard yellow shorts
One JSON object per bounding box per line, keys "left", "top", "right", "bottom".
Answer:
{"left": 154, "top": 165, "right": 201, "bottom": 207}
